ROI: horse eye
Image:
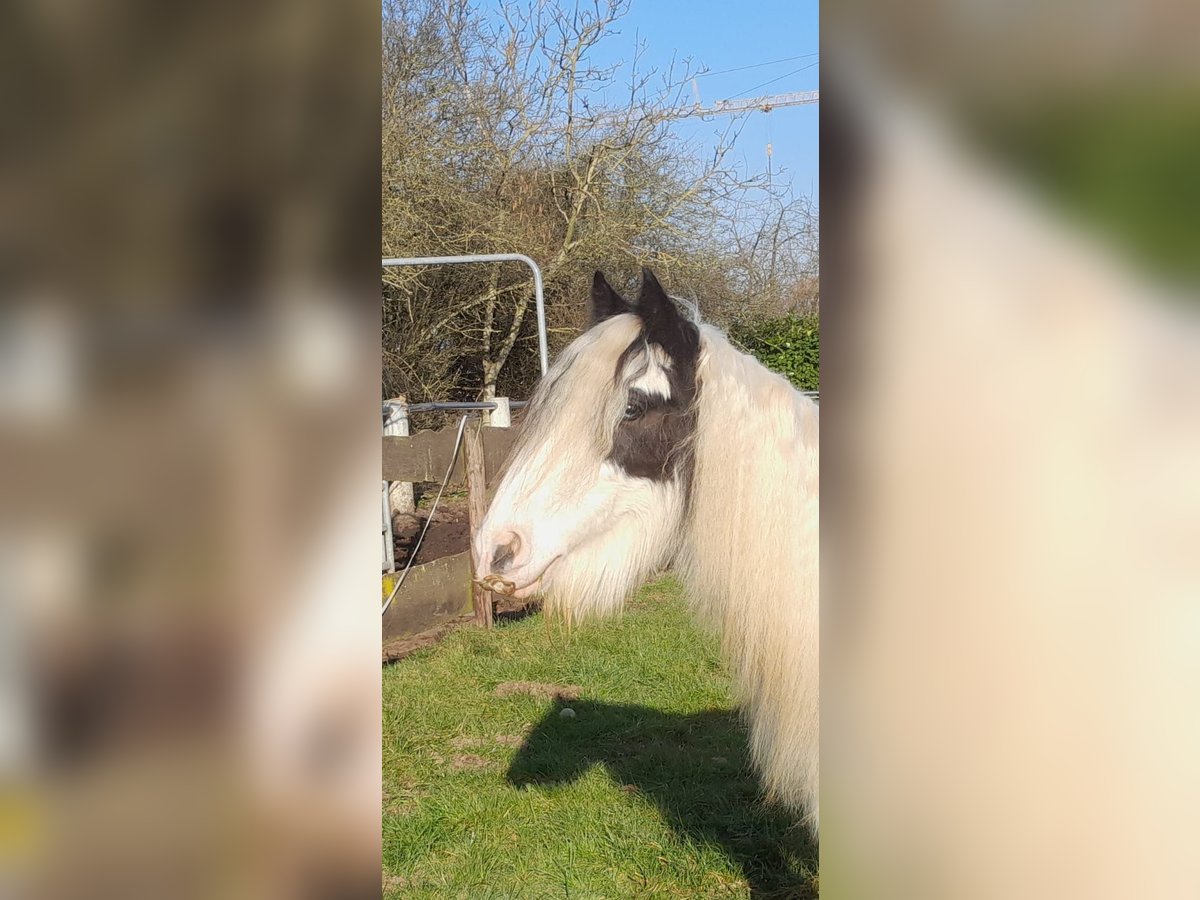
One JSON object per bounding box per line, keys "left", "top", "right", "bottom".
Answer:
{"left": 623, "top": 400, "right": 642, "bottom": 421}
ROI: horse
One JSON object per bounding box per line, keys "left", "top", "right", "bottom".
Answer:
{"left": 474, "top": 268, "right": 819, "bottom": 832}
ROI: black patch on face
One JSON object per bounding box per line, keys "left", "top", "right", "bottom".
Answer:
{"left": 605, "top": 268, "right": 701, "bottom": 483}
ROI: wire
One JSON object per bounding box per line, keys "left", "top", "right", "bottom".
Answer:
{"left": 382, "top": 414, "right": 470, "bottom": 616}
{"left": 731, "top": 60, "right": 819, "bottom": 100}
{"left": 695, "top": 52, "right": 818, "bottom": 79}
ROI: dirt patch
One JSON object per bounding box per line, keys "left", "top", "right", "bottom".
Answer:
{"left": 384, "top": 781, "right": 428, "bottom": 817}
{"left": 451, "top": 753, "right": 490, "bottom": 770}
{"left": 392, "top": 498, "right": 470, "bottom": 567}
{"left": 451, "top": 732, "right": 528, "bottom": 750}
{"left": 495, "top": 595, "right": 542, "bottom": 622}
{"left": 383, "top": 874, "right": 408, "bottom": 894}
{"left": 494, "top": 681, "right": 582, "bottom": 701}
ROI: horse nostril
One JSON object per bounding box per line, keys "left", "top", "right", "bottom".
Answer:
{"left": 490, "top": 532, "right": 522, "bottom": 573}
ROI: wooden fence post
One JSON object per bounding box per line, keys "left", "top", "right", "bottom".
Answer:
{"left": 464, "top": 420, "right": 494, "bottom": 628}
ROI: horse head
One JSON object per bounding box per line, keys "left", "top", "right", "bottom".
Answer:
{"left": 473, "top": 268, "right": 701, "bottom": 621}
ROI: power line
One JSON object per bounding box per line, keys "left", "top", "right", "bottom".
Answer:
{"left": 695, "top": 52, "right": 818, "bottom": 79}
{"left": 731, "top": 60, "right": 819, "bottom": 100}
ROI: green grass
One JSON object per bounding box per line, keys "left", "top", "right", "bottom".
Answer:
{"left": 383, "top": 576, "right": 818, "bottom": 899}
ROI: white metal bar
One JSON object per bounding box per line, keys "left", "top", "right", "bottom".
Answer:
{"left": 581, "top": 91, "right": 819, "bottom": 126}
{"left": 489, "top": 396, "right": 511, "bottom": 428}
{"left": 382, "top": 253, "right": 549, "bottom": 375}
{"left": 686, "top": 90, "right": 819, "bottom": 118}
{"left": 383, "top": 397, "right": 414, "bottom": 520}
{"left": 381, "top": 481, "right": 395, "bottom": 573}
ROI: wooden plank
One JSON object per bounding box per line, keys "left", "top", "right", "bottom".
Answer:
{"left": 381, "top": 551, "right": 475, "bottom": 641}
{"left": 464, "top": 422, "right": 494, "bottom": 628}
{"left": 382, "top": 423, "right": 522, "bottom": 483}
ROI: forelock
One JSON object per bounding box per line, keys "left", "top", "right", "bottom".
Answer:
{"left": 617, "top": 341, "right": 674, "bottom": 400}
{"left": 518, "top": 314, "right": 643, "bottom": 454}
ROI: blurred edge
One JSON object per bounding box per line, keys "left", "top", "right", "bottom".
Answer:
{"left": 823, "top": 3, "right": 1200, "bottom": 899}
{"left": 0, "top": 3, "right": 381, "bottom": 899}
{"left": 4, "top": 1, "right": 1200, "bottom": 899}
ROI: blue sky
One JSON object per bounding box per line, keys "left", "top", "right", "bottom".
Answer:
{"left": 584, "top": 0, "right": 819, "bottom": 205}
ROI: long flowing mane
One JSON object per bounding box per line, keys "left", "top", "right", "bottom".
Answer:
{"left": 681, "top": 326, "right": 820, "bottom": 826}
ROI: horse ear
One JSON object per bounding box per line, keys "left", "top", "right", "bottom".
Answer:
{"left": 589, "top": 271, "right": 630, "bottom": 324}
{"left": 636, "top": 267, "right": 697, "bottom": 362}
{"left": 635, "top": 267, "right": 678, "bottom": 328}
{"left": 637, "top": 267, "right": 673, "bottom": 313}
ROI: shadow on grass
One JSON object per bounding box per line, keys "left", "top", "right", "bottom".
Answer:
{"left": 506, "top": 700, "right": 817, "bottom": 899}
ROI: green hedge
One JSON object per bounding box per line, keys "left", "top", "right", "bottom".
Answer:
{"left": 731, "top": 315, "right": 819, "bottom": 391}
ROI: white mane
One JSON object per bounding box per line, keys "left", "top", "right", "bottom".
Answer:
{"left": 680, "top": 325, "right": 820, "bottom": 828}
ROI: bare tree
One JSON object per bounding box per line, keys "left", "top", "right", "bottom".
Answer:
{"left": 382, "top": 0, "right": 817, "bottom": 408}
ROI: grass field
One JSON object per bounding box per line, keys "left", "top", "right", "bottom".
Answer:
{"left": 382, "top": 576, "right": 818, "bottom": 899}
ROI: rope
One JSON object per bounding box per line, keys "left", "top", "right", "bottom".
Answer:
{"left": 382, "top": 414, "right": 470, "bottom": 616}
